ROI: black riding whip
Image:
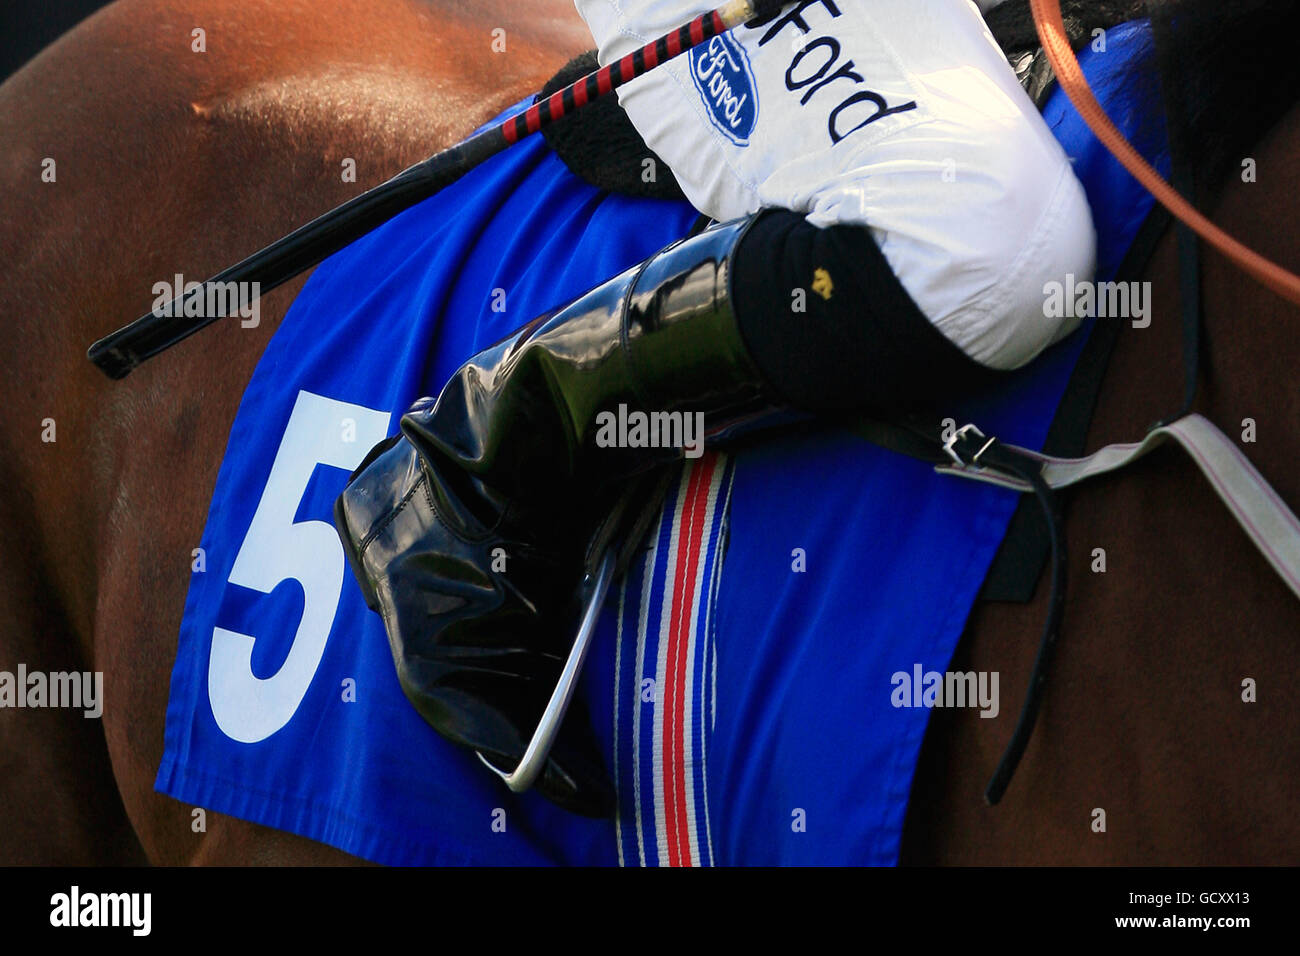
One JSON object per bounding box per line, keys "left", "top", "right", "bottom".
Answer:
{"left": 87, "top": 0, "right": 790, "bottom": 379}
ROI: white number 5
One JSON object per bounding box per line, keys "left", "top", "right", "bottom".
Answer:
{"left": 208, "top": 390, "right": 391, "bottom": 743}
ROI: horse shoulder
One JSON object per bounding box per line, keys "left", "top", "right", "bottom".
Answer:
{"left": 0, "top": 0, "right": 586, "bottom": 863}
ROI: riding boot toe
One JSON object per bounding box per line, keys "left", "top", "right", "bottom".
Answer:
{"left": 334, "top": 433, "right": 614, "bottom": 817}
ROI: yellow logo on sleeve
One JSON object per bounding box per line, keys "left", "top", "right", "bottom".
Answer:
{"left": 812, "top": 268, "right": 834, "bottom": 301}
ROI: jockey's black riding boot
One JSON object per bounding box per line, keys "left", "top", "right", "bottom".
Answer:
{"left": 334, "top": 215, "right": 784, "bottom": 817}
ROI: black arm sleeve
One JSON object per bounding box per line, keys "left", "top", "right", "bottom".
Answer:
{"left": 731, "top": 208, "right": 1008, "bottom": 414}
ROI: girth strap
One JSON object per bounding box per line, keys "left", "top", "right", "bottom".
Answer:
{"left": 848, "top": 410, "right": 1300, "bottom": 803}
{"left": 937, "top": 413, "right": 1300, "bottom": 601}
{"left": 847, "top": 413, "right": 1068, "bottom": 804}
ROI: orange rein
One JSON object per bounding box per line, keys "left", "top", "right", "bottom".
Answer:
{"left": 1030, "top": 0, "right": 1300, "bottom": 305}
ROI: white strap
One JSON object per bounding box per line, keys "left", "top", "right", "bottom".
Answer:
{"left": 936, "top": 413, "right": 1300, "bottom": 602}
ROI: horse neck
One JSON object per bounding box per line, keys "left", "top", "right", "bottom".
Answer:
{"left": 1089, "top": 98, "right": 1300, "bottom": 510}
{"left": 1196, "top": 103, "right": 1300, "bottom": 502}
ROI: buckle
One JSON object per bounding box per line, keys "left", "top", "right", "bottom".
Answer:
{"left": 943, "top": 423, "right": 997, "bottom": 468}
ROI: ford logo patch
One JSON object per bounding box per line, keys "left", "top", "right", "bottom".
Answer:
{"left": 689, "top": 33, "right": 759, "bottom": 147}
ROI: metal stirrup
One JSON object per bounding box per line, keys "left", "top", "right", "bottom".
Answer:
{"left": 476, "top": 548, "right": 617, "bottom": 794}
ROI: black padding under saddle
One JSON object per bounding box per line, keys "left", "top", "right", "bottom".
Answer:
{"left": 540, "top": 51, "right": 687, "bottom": 202}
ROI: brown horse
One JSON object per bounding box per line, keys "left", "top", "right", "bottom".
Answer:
{"left": 0, "top": 0, "right": 1295, "bottom": 865}
{"left": 902, "top": 95, "right": 1300, "bottom": 864}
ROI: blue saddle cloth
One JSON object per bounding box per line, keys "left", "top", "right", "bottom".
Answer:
{"left": 158, "top": 21, "right": 1168, "bottom": 865}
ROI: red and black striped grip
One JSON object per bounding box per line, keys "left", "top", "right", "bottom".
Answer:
{"left": 501, "top": 9, "right": 729, "bottom": 144}
{"left": 88, "top": 1, "right": 789, "bottom": 377}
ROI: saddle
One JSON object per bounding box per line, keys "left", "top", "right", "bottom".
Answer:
{"left": 985, "top": 0, "right": 1147, "bottom": 106}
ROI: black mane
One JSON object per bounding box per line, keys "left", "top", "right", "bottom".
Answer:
{"left": 1149, "top": 0, "right": 1300, "bottom": 200}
